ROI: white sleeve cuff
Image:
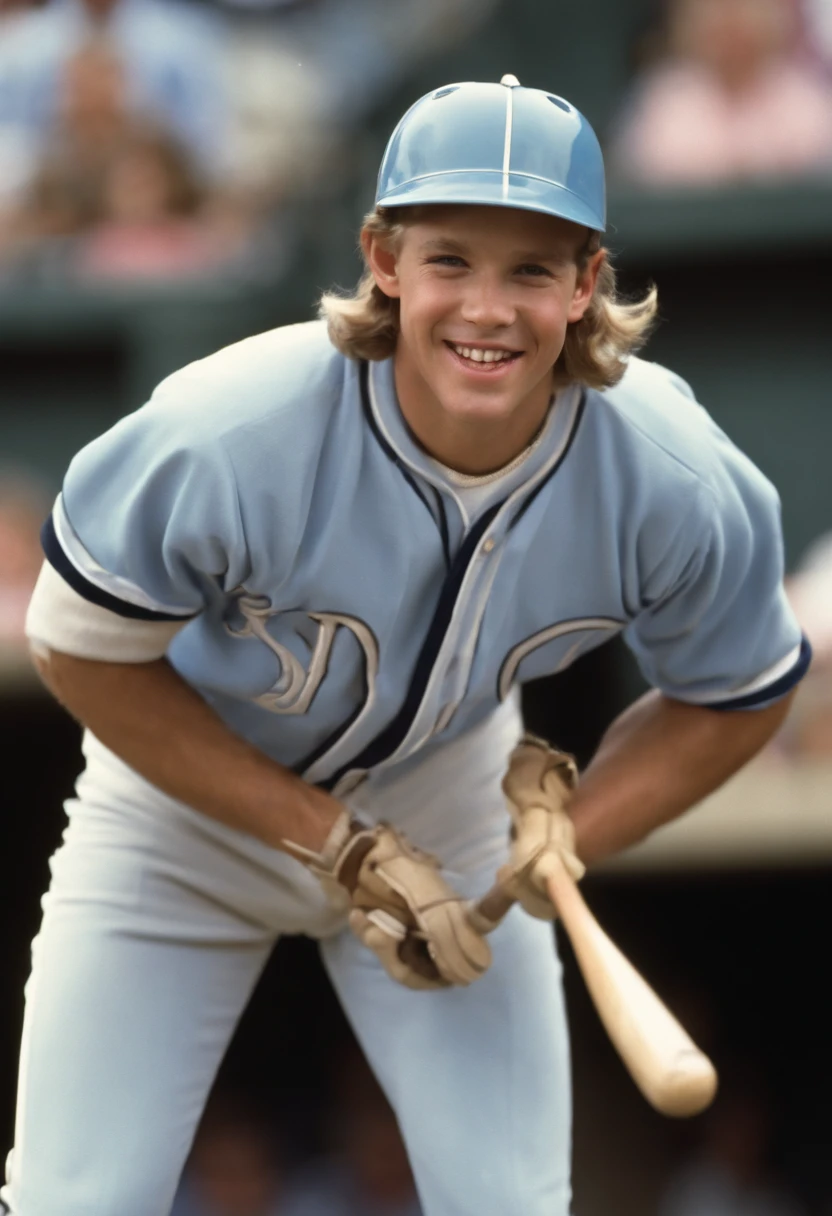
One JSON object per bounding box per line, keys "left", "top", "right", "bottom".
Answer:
{"left": 25, "top": 561, "right": 190, "bottom": 662}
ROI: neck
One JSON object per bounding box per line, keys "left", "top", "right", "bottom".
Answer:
{"left": 393, "top": 362, "right": 555, "bottom": 477}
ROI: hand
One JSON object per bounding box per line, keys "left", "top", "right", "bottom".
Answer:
{"left": 501, "top": 734, "right": 585, "bottom": 919}
{"left": 284, "top": 814, "right": 492, "bottom": 990}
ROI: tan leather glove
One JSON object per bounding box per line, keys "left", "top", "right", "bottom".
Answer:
{"left": 284, "top": 813, "right": 493, "bottom": 990}
{"left": 501, "top": 734, "right": 585, "bottom": 920}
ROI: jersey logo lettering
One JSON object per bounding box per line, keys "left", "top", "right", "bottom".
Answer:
{"left": 225, "top": 592, "right": 378, "bottom": 715}
{"left": 498, "top": 617, "right": 623, "bottom": 700}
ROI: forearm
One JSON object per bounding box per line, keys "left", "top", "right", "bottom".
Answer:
{"left": 570, "top": 688, "right": 795, "bottom": 866}
{"left": 34, "top": 649, "right": 342, "bottom": 853}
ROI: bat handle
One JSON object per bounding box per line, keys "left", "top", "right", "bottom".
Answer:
{"left": 470, "top": 853, "right": 579, "bottom": 931}
{"left": 468, "top": 878, "right": 517, "bottom": 932}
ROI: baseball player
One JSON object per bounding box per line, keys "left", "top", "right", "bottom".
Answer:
{"left": 3, "top": 76, "right": 809, "bottom": 1216}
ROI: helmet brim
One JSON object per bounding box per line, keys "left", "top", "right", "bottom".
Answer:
{"left": 376, "top": 169, "right": 605, "bottom": 233}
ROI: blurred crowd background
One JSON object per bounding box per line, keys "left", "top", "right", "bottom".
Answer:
{"left": 1, "top": 1, "right": 831, "bottom": 1213}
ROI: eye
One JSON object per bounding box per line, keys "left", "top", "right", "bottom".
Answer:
{"left": 426, "top": 254, "right": 467, "bottom": 268}
{"left": 516, "top": 263, "right": 553, "bottom": 278}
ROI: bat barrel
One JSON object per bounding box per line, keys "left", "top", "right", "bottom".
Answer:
{"left": 647, "top": 1050, "right": 718, "bottom": 1118}
{"left": 544, "top": 864, "right": 718, "bottom": 1119}
{"left": 469, "top": 867, "right": 718, "bottom": 1119}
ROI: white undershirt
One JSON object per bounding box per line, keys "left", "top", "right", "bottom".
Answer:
{"left": 428, "top": 415, "right": 550, "bottom": 516}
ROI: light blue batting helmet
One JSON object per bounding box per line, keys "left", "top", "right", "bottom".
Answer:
{"left": 375, "top": 74, "right": 606, "bottom": 232}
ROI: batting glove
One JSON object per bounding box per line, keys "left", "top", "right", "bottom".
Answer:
{"left": 285, "top": 813, "right": 492, "bottom": 990}
{"left": 501, "top": 734, "right": 585, "bottom": 919}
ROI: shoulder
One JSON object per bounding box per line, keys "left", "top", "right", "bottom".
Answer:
{"left": 144, "top": 320, "right": 352, "bottom": 447}
{"left": 587, "top": 356, "right": 775, "bottom": 507}
{"left": 591, "top": 356, "right": 704, "bottom": 446}
{"left": 65, "top": 320, "right": 357, "bottom": 510}
{"left": 580, "top": 357, "right": 785, "bottom": 571}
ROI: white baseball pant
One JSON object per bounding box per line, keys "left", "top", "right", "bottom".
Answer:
{"left": 1, "top": 696, "right": 573, "bottom": 1216}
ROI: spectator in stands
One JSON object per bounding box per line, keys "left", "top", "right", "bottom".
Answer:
{"left": 282, "top": 1047, "right": 422, "bottom": 1216}
{"left": 172, "top": 1096, "right": 285, "bottom": 1216}
{"left": 221, "top": 24, "right": 332, "bottom": 210}
{"left": 268, "top": 0, "right": 500, "bottom": 127}
{"left": 75, "top": 127, "right": 246, "bottom": 282}
{"left": 0, "top": 38, "right": 133, "bottom": 256}
{"left": 0, "top": 36, "right": 252, "bottom": 279}
{"left": 0, "top": 2, "right": 41, "bottom": 210}
{"left": 218, "top": 0, "right": 501, "bottom": 209}
{"left": 609, "top": 0, "right": 832, "bottom": 186}
{"left": 0, "top": 1, "right": 36, "bottom": 21}
{"left": 209, "top": 1, "right": 308, "bottom": 9}
{"left": 0, "top": 0, "right": 227, "bottom": 190}
{"left": 1, "top": 0, "right": 501, "bottom": 267}
{"left": 657, "top": 1072, "right": 807, "bottom": 1216}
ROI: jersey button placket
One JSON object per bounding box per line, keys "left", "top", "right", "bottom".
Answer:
{"left": 433, "top": 531, "right": 503, "bottom": 733}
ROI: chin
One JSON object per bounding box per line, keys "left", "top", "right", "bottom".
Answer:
{"left": 435, "top": 388, "right": 523, "bottom": 423}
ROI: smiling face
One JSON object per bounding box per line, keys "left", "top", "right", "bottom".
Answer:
{"left": 363, "top": 203, "right": 603, "bottom": 473}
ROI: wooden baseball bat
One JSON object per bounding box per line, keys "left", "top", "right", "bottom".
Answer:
{"left": 473, "top": 860, "right": 718, "bottom": 1118}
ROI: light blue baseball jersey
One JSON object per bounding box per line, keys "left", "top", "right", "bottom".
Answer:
{"left": 34, "top": 319, "right": 809, "bottom": 792}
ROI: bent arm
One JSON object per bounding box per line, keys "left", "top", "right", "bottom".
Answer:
{"left": 34, "top": 648, "right": 342, "bottom": 854}
{"left": 570, "top": 690, "right": 796, "bottom": 866}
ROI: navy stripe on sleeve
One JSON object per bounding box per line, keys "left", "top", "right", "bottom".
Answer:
{"left": 41, "top": 514, "right": 195, "bottom": 623}
{"left": 706, "top": 635, "right": 813, "bottom": 711}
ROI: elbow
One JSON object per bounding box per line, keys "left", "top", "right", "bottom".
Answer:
{"left": 27, "top": 642, "right": 90, "bottom": 719}
{"left": 29, "top": 639, "right": 56, "bottom": 688}
{"left": 28, "top": 641, "right": 70, "bottom": 706}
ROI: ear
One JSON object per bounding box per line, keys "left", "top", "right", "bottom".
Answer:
{"left": 361, "top": 227, "right": 402, "bottom": 299}
{"left": 567, "top": 248, "right": 606, "bottom": 324}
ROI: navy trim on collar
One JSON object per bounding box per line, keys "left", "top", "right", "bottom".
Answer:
{"left": 509, "top": 390, "right": 586, "bottom": 531}
{"left": 359, "top": 361, "right": 449, "bottom": 566}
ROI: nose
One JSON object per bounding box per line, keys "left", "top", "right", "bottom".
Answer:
{"left": 459, "top": 273, "right": 516, "bottom": 329}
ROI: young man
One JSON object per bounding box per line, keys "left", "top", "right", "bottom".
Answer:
{"left": 4, "top": 76, "right": 809, "bottom": 1216}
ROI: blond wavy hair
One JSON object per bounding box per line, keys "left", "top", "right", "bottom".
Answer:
{"left": 319, "top": 207, "right": 658, "bottom": 391}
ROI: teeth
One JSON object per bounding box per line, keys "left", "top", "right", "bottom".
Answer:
{"left": 452, "top": 344, "right": 513, "bottom": 363}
